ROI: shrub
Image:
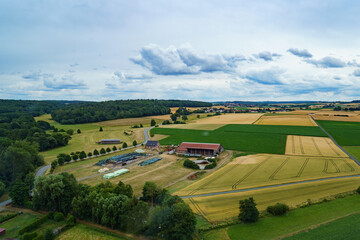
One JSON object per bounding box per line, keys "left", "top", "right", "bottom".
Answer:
{"left": 77, "top": 129, "right": 81, "bottom": 134}
{"left": 239, "top": 197, "right": 259, "bottom": 223}
{"left": 99, "top": 127, "right": 103, "bottom": 132}
{"left": 44, "top": 228, "right": 54, "bottom": 240}
{"left": 79, "top": 151, "right": 87, "bottom": 159}
{"left": 151, "top": 119, "right": 156, "bottom": 126}
{"left": 357, "top": 186, "right": 360, "bottom": 194}
{"left": 183, "top": 159, "right": 200, "bottom": 169}
{"left": 133, "top": 140, "right": 137, "bottom": 146}
{"left": 54, "top": 212, "right": 64, "bottom": 222}
{"left": 100, "top": 148, "right": 106, "bottom": 154}
{"left": 66, "top": 129, "right": 74, "bottom": 135}
{"left": 66, "top": 213, "right": 76, "bottom": 226}
{"left": 140, "top": 124, "right": 143, "bottom": 127}
{"left": 88, "top": 152, "right": 92, "bottom": 157}
{"left": 204, "top": 162, "right": 217, "bottom": 170}
{"left": 72, "top": 154, "right": 78, "bottom": 161}
{"left": 93, "top": 149, "right": 99, "bottom": 155}
{"left": 112, "top": 146, "right": 117, "bottom": 151}
{"left": 106, "top": 147, "right": 111, "bottom": 153}
{"left": 0, "top": 212, "right": 19, "bottom": 223}
{"left": 267, "top": 203, "right": 289, "bottom": 216}
{"left": 122, "top": 142, "right": 128, "bottom": 148}
{"left": 22, "top": 232, "right": 38, "bottom": 240}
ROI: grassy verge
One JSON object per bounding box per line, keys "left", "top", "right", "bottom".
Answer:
{"left": 0, "top": 213, "right": 40, "bottom": 238}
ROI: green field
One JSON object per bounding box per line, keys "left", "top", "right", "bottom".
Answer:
{"left": 317, "top": 120, "right": 360, "bottom": 146}
{"left": 284, "top": 212, "right": 360, "bottom": 240}
{"left": 0, "top": 213, "right": 40, "bottom": 239}
{"left": 221, "top": 194, "right": 360, "bottom": 240}
{"left": 344, "top": 146, "right": 360, "bottom": 161}
{"left": 57, "top": 223, "right": 131, "bottom": 240}
{"left": 35, "top": 115, "right": 145, "bottom": 164}
{"left": 151, "top": 124, "right": 326, "bottom": 154}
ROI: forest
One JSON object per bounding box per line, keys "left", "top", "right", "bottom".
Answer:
{"left": 51, "top": 99, "right": 212, "bottom": 124}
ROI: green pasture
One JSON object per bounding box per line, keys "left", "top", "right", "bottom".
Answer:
{"left": 35, "top": 115, "right": 144, "bottom": 164}
{"left": 224, "top": 194, "right": 360, "bottom": 240}
{"left": 317, "top": 120, "right": 360, "bottom": 146}
{"left": 0, "top": 213, "right": 40, "bottom": 239}
{"left": 284, "top": 212, "right": 360, "bottom": 240}
{"left": 151, "top": 124, "right": 326, "bottom": 154}
{"left": 344, "top": 146, "right": 360, "bottom": 161}
{"left": 57, "top": 223, "right": 132, "bottom": 240}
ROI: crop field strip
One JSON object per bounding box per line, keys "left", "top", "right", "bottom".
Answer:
{"left": 175, "top": 154, "right": 360, "bottom": 197}
{"left": 285, "top": 135, "right": 348, "bottom": 158}
{"left": 254, "top": 114, "right": 317, "bottom": 127}
{"left": 184, "top": 176, "right": 360, "bottom": 222}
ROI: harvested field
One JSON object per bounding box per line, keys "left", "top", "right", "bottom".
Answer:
{"left": 160, "top": 123, "right": 224, "bottom": 130}
{"left": 96, "top": 115, "right": 171, "bottom": 126}
{"left": 276, "top": 110, "right": 319, "bottom": 115}
{"left": 185, "top": 176, "right": 360, "bottom": 222}
{"left": 285, "top": 135, "right": 348, "bottom": 157}
{"left": 175, "top": 154, "right": 360, "bottom": 196}
{"left": 255, "top": 115, "right": 317, "bottom": 126}
{"left": 192, "top": 113, "right": 263, "bottom": 124}
{"left": 313, "top": 113, "right": 360, "bottom": 122}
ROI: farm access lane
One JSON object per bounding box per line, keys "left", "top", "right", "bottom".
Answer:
{"left": 0, "top": 126, "right": 156, "bottom": 208}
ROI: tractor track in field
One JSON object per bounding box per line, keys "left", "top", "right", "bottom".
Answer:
{"left": 269, "top": 157, "right": 289, "bottom": 180}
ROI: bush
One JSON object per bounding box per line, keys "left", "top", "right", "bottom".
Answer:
{"left": 357, "top": 186, "right": 360, "bottom": 194}
{"left": 54, "top": 211, "right": 64, "bottom": 222}
{"left": 66, "top": 213, "right": 76, "bottom": 226}
{"left": 93, "top": 149, "right": 99, "bottom": 155}
{"left": 99, "top": 127, "right": 103, "bottom": 132}
{"left": 183, "top": 159, "right": 200, "bottom": 169}
{"left": 106, "top": 147, "right": 111, "bottom": 153}
{"left": 112, "top": 146, "right": 117, "bottom": 151}
{"left": 22, "top": 232, "right": 37, "bottom": 240}
{"left": 267, "top": 203, "right": 289, "bottom": 216}
{"left": 122, "top": 142, "right": 128, "bottom": 148}
{"left": 133, "top": 140, "right": 137, "bottom": 146}
{"left": 79, "top": 151, "right": 87, "bottom": 159}
{"left": 151, "top": 119, "right": 156, "bottom": 126}
{"left": 77, "top": 129, "right": 81, "bottom": 134}
{"left": 66, "top": 129, "right": 74, "bottom": 135}
{"left": 72, "top": 154, "right": 78, "bottom": 161}
{"left": 204, "top": 162, "right": 217, "bottom": 170}
{"left": 100, "top": 148, "right": 106, "bottom": 154}
{"left": 88, "top": 152, "right": 92, "bottom": 157}
{"left": 44, "top": 228, "right": 54, "bottom": 240}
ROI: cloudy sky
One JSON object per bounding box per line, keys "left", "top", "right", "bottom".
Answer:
{"left": 1, "top": 0, "right": 360, "bottom": 102}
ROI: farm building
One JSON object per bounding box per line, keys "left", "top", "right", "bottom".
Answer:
{"left": 176, "top": 142, "right": 224, "bottom": 156}
{"left": 0, "top": 228, "right": 5, "bottom": 236}
{"left": 145, "top": 140, "right": 160, "bottom": 149}
{"left": 98, "top": 139, "right": 121, "bottom": 144}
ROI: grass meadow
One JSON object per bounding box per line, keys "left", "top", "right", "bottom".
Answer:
{"left": 222, "top": 194, "right": 360, "bottom": 240}
{"left": 0, "top": 213, "right": 40, "bottom": 239}
{"left": 283, "top": 212, "right": 360, "bottom": 240}
{"left": 317, "top": 120, "right": 360, "bottom": 146}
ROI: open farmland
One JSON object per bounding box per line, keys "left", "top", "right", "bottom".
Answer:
{"left": 314, "top": 111, "right": 360, "bottom": 122}
{"left": 285, "top": 135, "right": 348, "bottom": 157}
{"left": 176, "top": 154, "right": 359, "bottom": 196}
{"left": 35, "top": 114, "right": 144, "bottom": 164}
{"left": 160, "top": 123, "right": 225, "bottom": 130}
{"left": 255, "top": 114, "right": 317, "bottom": 126}
{"left": 151, "top": 124, "right": 326, "bottom": 154}
{"left": 317, "top": 120, "right": 360, "bottom": 146}
{"left": 185, "top": 176, "right": 360, "bottom": 222}
{"left": 95, "top": 114, "right": 171, "bottom": 126}
{"left": 191, "top": 113, "right": 263, "bottom": 124}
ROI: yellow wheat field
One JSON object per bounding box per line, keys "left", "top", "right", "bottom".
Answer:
{"left": 192, "top": 113, "right": 263, "bottom": 124}
{"left": 285, "top": 135, "right": 348, "bottom": 157}
{"left": 255, "top": 114, "right": 317, "bottom": 126}
{"left": 185, "top": 176, "right": 360, "bottom": 222}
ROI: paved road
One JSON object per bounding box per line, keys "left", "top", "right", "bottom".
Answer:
{"left": 0, "top": 125, "right": 155, "bottom": 208}
{"left": 180, "top": 174, "right": 360, "bottom": 199}
{"left": 311, "top": 116, "right": 360, "bottom": 166}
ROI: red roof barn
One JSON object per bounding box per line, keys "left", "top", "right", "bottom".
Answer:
{"left": 176, "top": 142, "right": 224, "bottom": 156}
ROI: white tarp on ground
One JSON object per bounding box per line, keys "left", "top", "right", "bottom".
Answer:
{"left": 135, "top": 149, "right": 145, "bottom": 153}
{"left": 103, "top": 169, "right": 129, "bottom": 179}
{"left": 98, "top": 167, "right": 109, "bottom": 173}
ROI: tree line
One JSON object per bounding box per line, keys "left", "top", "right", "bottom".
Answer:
{"left": 29, "top": 173, "right": 195, "bottom": 240}
{"left": 51, "top": 100, "right": 212, "bottom": 124}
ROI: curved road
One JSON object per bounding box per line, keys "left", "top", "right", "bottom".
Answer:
{"left": 0, "top": 126, "right": 154, "bottom": 208}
